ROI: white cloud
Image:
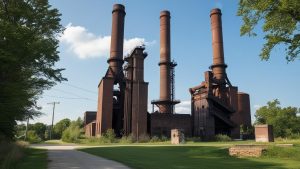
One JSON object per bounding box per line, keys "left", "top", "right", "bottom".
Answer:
{"left": 175, "top": 100, "right": 191, "bottom": 114}
{"left": 147, "top": 100, "right": 191, "bottom": 114}
{"left": 59, "top": 23, "right": 155, "bottom": 59}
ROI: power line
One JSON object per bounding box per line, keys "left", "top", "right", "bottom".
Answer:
{"left": 61, "top": 82, "right": 97, "bottom": 94}
{"left": 52, "top": 88, "right": 95, "bottom": 99}
{"left": 43, "top": 95, "right": 97, "bottom": 102}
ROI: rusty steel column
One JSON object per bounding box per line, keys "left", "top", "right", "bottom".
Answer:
{"left": 159, "top": 10, "right": 171, "bottom": 113}
{"left": 107, "top": 4, "right": 126, "bottom": 77}
{"left": 210, "top": 8, "right": 227, "bottom": 83}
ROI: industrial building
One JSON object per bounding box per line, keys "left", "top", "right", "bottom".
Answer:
{"left": 84, "top": 4, "right": 251, "bottom": 140}
{"left": 189, "top": 8, "right": 251, "bottom": 140}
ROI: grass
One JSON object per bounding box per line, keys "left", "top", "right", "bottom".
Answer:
{"left": 43, "top": 139, "right": 68, "bottom": 144}
{"left": 0, "top": 141, "right": 47, "bottom": 169}
{"left": 14, "top": 148, "right": 47, "bottom": 169}
{"left": 79, "top": 141, "right": 300, "bottom": 169}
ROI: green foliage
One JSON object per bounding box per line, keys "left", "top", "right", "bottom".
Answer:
{"left": 26, "top": 130, "right": 41, "bottom": 143}
{"left": 29, "top": 123, "right": 46, "bottom": 140}
{"left": 255, "top": 99, "right": 300, "bottom": 137}
{"left": 119, "top": 134, "right": 134, "bottom": 144}
{"left": 137, "top": 133, "right": 150, "bottom": 143}
{"left": 0, "top": 0, "right": 66, "bottom": 139}
{"left": 237, "top": 0, "right": 300, "bottom": 61}
{"left": 214, "top": 134, "right": 232, "bottom": 142}
{"left": 53, "top": 118, "right": 71, "bottom": 139}
{"left": 61, "top": 124, "right": 81, "bottom": 143}
{"left": 150, "top": 136, "right": 160, "bottom": 142}
{"left": 61, "top": 118, "right": 85, "bottom": 143}
{"left": 103, "top": 129, "right": 116, "bottom": 143}
{"left": 150, "top": 135, "right": 169, "bottom": 142}
{"left": 14, "top": 148, "right": 47, "bottom": 169}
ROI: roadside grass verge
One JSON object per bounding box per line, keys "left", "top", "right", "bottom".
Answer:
{"left": 14, "top": 148, "right": 47, "bottom": 169}
{"left": 80, "top": 145, "right": 300, "bottom": 169}
{"left": 0, "top": 141, "right": 47, "bottom": 169}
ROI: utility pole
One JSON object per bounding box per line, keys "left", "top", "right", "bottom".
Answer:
{"left": 47, "top": 102, "right": 60, "bottom": 140}
{"left": 24, "top": 116, "right": 29, "bottom": 141}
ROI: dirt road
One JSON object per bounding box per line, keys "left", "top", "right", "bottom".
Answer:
{"left": 31, "top": 145, "right": 131, "bottom": 169}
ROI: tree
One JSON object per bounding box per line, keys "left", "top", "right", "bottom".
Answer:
{"left": 61, "top": 118, "right": 83, "bottom": 143}
{"left": 255, "top": 99, "right": 300, "bottom": 137}
{"left": 237, "top": 0, "right": 300, "bottom": 61}
{"left": 53, "top": 118, "right": 70, "bottom": 139}
{"left": 0, "top": 0, "right": 66, "bottom": 140}
{"left": 29, "top": 122, "right": 46, "bottom": 140}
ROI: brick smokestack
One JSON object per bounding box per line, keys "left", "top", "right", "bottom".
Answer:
{"left": 107, "top": 4, "right": 126, "bottom": 77}
{"left": 210, "top": 8, "right": 227, "bottom": 83}
{"left": 159, "top": 10, "right": 171, "bottom": 113}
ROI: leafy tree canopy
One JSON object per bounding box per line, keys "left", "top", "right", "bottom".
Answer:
{"left": 237, "top": 0, "right": 300, "bottom": 61}
{"left": 255, "top": 99, "right": 300, "bottom": 137}
{"left": 53, "top": 118, "right": 70, "bottom": 139}
{"left": 29, "top": 122, "right": 46, "bottom": 140}
{"left": 0, "top": 0, "right": 66, "bottom": 140}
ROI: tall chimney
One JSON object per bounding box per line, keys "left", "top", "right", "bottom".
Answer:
{"left": 210, "top": 8, "right": 227, "bottom": 83}
{"left": 159, "top": 10, "right": 171, "bottom": 113}
{"left": 107, "top": 4, "right": 126, "bottom": 77}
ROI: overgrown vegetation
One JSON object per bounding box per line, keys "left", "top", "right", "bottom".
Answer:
{"left": 61, "top": 124, "right": 81, "bottom": 143}
{"left": 0, "top": 141, "right": 46, "bottom": 169}
{"left": 80, "top": 130, "right": 170, "bottom": 144}
{"left": 255, "top": 99, "right": 300, "bottom": 138}
{"left": 14, "top": 117, "right": 83, "bottom": 143}
{"left": 214, "top": 134, "right": 232, "bottom": 142}
{"left": 0, "top": 0, "right": 66, "bottom": 140}
{"left": 237, "top": 0, "right": 300, "bottom": 61}
{"left": 61, "top": 118, "right": 83, "bottom": 143}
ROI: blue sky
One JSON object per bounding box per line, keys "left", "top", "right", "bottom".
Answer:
{"left": 31, "top": 0, "right": 300, "bottom": 125}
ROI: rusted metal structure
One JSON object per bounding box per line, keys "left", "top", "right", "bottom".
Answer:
{"left": 123, "top": 46, "right": 149, "bottom": 139}
{"left": 84, "top": 6, "right": 251, "bottom": 140}
{"left": 189, "top": 8, "right": 251, "bottom": 140}
{"left": 149, "top": 11, "right": 191, "bottom": 138}
{"left": 151, "top": 11, "right": 180, "bottom": 114}
{"left": 90, "top": 4, "right": 148, "bottom": 139}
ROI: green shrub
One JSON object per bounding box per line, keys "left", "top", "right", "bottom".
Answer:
{"left": 91, "top": 129, "right": 117, "bottom": 144}
{"left": 214, "top": 134, "right": 231, "bottom": 142}
{"left": 62, "top": 125, "right": 81, "bottom": 143}
{"left": 160, "top": 135, "right": 169, "bottom": 142}
{"left": 138, "top": 133, "right": 150, "bottom": 143}
{"left": 119, "top": 134, "right": 134, "bottom": 144}
{"left": 150, "top": 136, "right": 160, "bottom": 142}
{"left": 86, "top": 137, "right": 98, "bottom": 143}
{"left": 26, "top": 130, "right": 42, "bottom": 143}
{"left": 289, "top": 133, "right": 300, "bottom": 139}
{"left": 103, "top": 129, "right": 116, "bottom": 143}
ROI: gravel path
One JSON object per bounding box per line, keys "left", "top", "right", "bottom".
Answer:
{"left": 31, "top": 145, "right": 131, "bottom": 169}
